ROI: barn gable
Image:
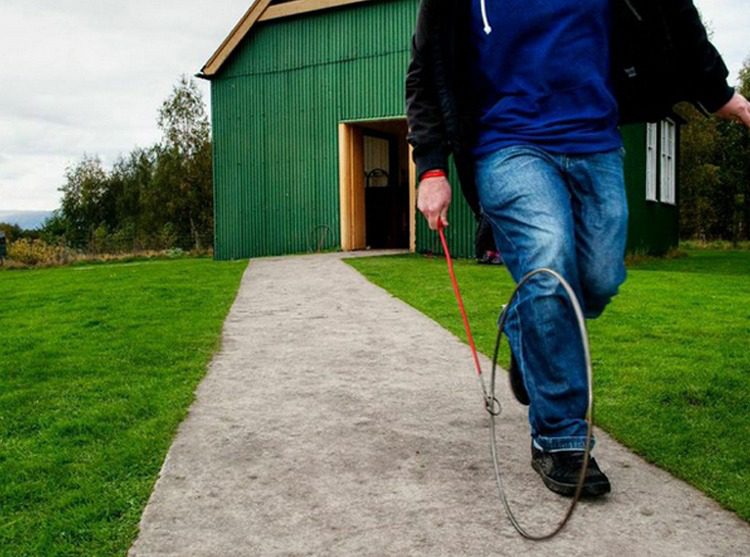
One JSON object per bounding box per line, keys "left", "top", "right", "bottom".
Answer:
{"left": 200, "top": 0, "right": 376, "bottom": 78}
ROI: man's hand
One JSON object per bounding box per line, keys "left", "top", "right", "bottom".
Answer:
{"left": 417, "top": 175, "right": 452, "bottom": 230}
{"left": 715, "top": 92, "right": 750, "bottom": 128}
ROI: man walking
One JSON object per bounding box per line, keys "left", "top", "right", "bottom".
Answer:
{"left": 405, "top": 0, "right": 750, "bottom": 496}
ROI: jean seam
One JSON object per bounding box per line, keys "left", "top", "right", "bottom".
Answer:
{"left": 534, "top": 434, "right": 596, "bottom": 452}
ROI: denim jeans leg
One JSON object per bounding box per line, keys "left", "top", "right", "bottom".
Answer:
{"left": 566, "top": 149, "right": 629, "bottom": 319}
{"left": 474, "top": 145, "right": 591, "bottom": 452}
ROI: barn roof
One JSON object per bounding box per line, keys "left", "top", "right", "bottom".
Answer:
{"left": 199, "top": 0, "right": 375, "bottom": 78}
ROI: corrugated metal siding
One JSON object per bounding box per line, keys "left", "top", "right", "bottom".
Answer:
{"left": 211, "top": 0, "right": 676, "bottom": 260}
{"left": 212, "top": 0, "right": 477, "bottom": 259}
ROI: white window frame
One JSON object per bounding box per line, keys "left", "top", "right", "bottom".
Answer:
{"left": 659, "top": 118, "right": 676, "bottom": 205}
{"left": 645, "top": 123, "right": 658, "bottom": 202}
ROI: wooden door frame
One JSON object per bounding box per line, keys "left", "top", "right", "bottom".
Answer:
{"left": 338, "top": 119, "right": 416, "bottom": 252}
{"left": 338, "top": 123, "right": 366, "bottom": 251}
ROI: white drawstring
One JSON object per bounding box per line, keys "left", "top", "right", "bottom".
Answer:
{"left": 480, "top": 0, "right": 639, "bottom": 35}
{"left": 480, "top": 0, "right": 492, "bottom": 34}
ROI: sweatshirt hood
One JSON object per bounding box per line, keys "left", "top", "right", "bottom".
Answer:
{"left": 479, "top": 0, "right": 643, "bottom": 35}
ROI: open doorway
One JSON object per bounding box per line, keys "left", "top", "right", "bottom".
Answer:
{"left": 338, "top": 118, "right": 416, "bottom": 252}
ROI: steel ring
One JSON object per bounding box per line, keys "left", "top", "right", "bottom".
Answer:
{"left": 488, "top": 267, "right": 594, "bottom": 540}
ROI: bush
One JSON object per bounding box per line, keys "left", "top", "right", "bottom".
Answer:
{"left": 3, "top": 237, "right": 211, "bottom": 270}
{"left": 681, "top": 239, "right": 750, "bottom": 250}
{"left": 159, "top": 223, "right": 178, "bottom": 250}
{"left": 8, "top": 239, "right": 73, "bottom": 266}
{"left": 89, "top": 225, "right": 111, "bottom": 254}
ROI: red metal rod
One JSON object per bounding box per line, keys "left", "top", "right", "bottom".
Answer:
{"left": 437, "top": 218, "right": 483, "bottom": 377}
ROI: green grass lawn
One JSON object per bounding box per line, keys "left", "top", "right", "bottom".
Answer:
{"left": 346, "top": 248, "right": 750, "bottom": 521}
{"left": 0, "top": 258, "right": 247, "bottom": 556}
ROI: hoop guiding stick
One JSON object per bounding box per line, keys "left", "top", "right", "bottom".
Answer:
{"left": 436, "top": 218, "right": 594, "bottom": 541}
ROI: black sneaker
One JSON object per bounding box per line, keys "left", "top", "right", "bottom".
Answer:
{"left": 531, "top": 443, "right": 611, "bottom": 497}
{"left": 508, "top": 350, "right": 530, "bottom": 406}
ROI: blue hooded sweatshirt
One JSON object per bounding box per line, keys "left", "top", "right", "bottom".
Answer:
{"left": 468, "top": 0, "right": 623, "bottom": 157}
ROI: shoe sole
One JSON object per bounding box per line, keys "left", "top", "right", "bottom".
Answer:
{"left": 531, "top": 459, "right": 611, "bottom": 498}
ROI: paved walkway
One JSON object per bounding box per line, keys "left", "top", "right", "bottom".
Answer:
{"left": 129, "top": 252, "right": 750, "bottom": 556}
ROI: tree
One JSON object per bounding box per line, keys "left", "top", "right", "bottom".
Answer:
{"left": 155, "top": 75, "right": 213, "bottom": 249}
{"left": 58, "top": 154, "right": 109, "bottom": 247}
{"left": 678, "top": 54, "right": 750, "bottom": 242}
{"left": 158, "top": 75, "right": 210, "bottom": 158}
{"left": 107, "top": 147, "right": 157, "bottom": 249}
{"left": 739, "top": 56, "right": 750, "bottom": 99}
{"left": 39, "top": 212, "right": 68, "bottom": 245}
{"left": 677, "top": 102, "right": 722, "bottom": 240}
{"left": 47, "top": 75, "right": 214, "bottom": 253}
{"left": 731, "top": 56, "right": 750, "bottom": 241}
{"left": 0, "top": 223, "right": 24, "bottom": 242}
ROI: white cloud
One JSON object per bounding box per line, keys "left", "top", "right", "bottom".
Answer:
{"left": 0, "top": 0, "right": 252, "bottom": 211}
{"left": 0, "top": 0, "right": 747, "bottom": 212}
{"left": 694, "top": 0, "right": 749, "bottom": 85}
{"left": 0, "top": 154, "right": 71, "bottom": 210}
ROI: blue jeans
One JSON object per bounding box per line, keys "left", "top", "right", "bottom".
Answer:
{"left": 474, "top": 144, "right": 629, "bottom": 452}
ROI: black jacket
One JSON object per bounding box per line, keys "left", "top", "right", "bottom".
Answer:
{"left": 404, "top": 0, "right": 735, "bottom": 215}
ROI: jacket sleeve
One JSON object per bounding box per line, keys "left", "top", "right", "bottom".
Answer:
{"left": 665, "top": 0, "right": 735, "bottom": 113}
{"left": 404, "top": 9, "right": 451, "bottom": 182}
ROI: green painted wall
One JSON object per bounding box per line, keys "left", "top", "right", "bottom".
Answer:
{"left": 621, "top": 124, "right": 680, "bottom": 255}
{"left": 210, "top": 0, "right": 678, "bottom": 260}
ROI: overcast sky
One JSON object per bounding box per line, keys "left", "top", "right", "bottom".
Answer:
{"left": 1, "top": 0, "right": 748, "bottom": 212}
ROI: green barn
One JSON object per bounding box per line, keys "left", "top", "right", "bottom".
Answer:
{"left": 199, "top": 0, "right": 681, "bottom": 259}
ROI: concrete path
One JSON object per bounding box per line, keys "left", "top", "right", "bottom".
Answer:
{"left": 129, "top": 252, "right": 750, "bottom": 556}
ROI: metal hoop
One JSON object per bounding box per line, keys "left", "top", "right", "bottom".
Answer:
{"left": 488, "top": 267, "right": 594, "bottom": 540}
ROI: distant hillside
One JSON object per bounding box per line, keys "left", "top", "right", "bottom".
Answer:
{"left": 0, "top": 211, "right": 54, "bottom": 230}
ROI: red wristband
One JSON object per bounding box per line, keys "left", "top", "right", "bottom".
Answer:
{"left": 420, "top": 169, "right": 447, "bottom": 181}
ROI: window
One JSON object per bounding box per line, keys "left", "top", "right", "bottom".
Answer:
{"left": 363, "top": 135, "right": 391, "bottom": 187}
{"left": 660, "top": 118, "right": 676, "bottom": 205}
{"left": 645, "top": 123, "right": 658, "bottom": 202}
{"left": 644, "top": 120, "right": 677, "bottom": 205}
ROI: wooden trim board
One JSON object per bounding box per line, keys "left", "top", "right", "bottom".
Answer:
{"left": 351, "top": 126, "right": 366, "bottom": 249}
{"left": 338, "top": 124, "right": 351, "bottom": 250}
{"left": 201, "top": 0, "right": 272, "bottom": 77}
{"left": 201, "top": 0, "right": 375, "bottom": 77}
{"left": 408, "top": 143, "right": 416, "bottom": 253}
{"left": 338, "top": 123, "right": 366, "bottom": 251}
{"left": 260, "top": 0, "right": 374, "bottom": 21}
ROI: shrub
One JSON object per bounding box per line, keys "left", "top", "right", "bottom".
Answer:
{"left": 3, "top": 237, "right": 210, "bottom": 270}
{"left": 159, "top": 223, "right": 178, "bottom": 250}
{"left": 166, "top": 247, "right": 185, "bottom": 258}
{"left": 89, "top": 225, "right": 111, "bottom": 254}
{"left": 8, "top": 239, "right": 73, "bottom": 266}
